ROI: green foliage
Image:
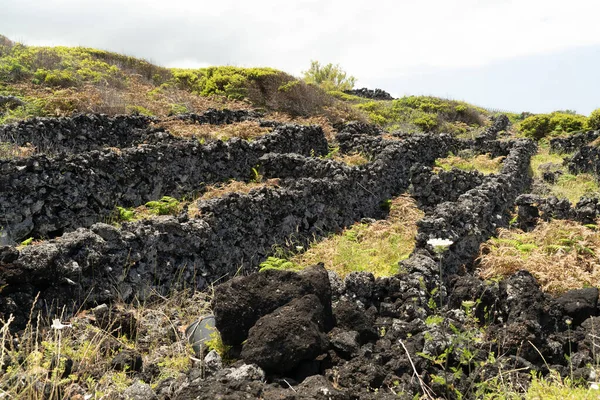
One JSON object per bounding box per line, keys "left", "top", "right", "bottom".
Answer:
{"left": 126, "top": 105, "right": 153, "bottom": 116}
{"left": 0, "top": 44, "right": 127, "bottom": 87}
{"left": 356, "top": 95, "right": 487, "bottom": 133}
{"left": 20, "top": 237, "right": 34, "bottom": 246}
{"left": 327, "top": 90, "right": 365, "bottom": 102}
{"left": 588, "top": 108, "right": 600, "bottom": 131}
{"left": 519, "top": 112, "right": 588, "bottom": 140}
{"left": 116, "top": 206, "right": 135, "bottom": 222}
{"left": 168, "top": 103, "right": 189, "bottom": 115}
{"left": 205, "top": 331, "right": 232, "bottom": 360}
{"left": 277, "top": 80, "right": 300, "bottom": 92}
{"left": 0, "top": 97, "right": 46, "bottom": 125}
{"left": 144, "top": 196, "right": 180, "bottom": 215}
{"left": 302, "top": 60, "right": 356, "bottom": 92}
{"left": 425, "top": 315, "right": 444, "bottom": 326}
{"left": 259, "top": 257, "right": 298, "bottom": 272}
{"left": 168, "top": 66, "right": 280, "bottom": 100}
{"left": 530, "top": 147, "right": 600, "bottom": 203}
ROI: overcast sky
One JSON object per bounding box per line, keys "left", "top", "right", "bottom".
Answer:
{"left": 2, "top": 0, "right": 600, "bottom": 114}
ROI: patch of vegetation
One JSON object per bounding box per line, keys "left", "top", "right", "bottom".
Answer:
{"left": 145, "top": 196, "right": 180, "bottom": 215}
{"left": 290, "top": 195, "right": 423, "bottom": 277}
{"left": 519, "top": 112, "right": 588, "bottom": 140}
{"left": 478, "top": 219, "right": 600, "bottom": 294}
{"left": 324, "top": 147, "right": 369, "bottom": 166}
{"left": 524, "top": 372, "right": 599, "bottom": 399}
{"left": 302, "top": 60, "right": 356, "bottom": 92}
{"left": 0, "top": 38, "right": 342, "bottom": 122}
{"left": 158, "top": 119, "right": 272, "bottom": 141}
{"left": 169, "top": 66, "right": 279, "bottom": 100}
{"left": 0, "top": 142, "right": 37, "bottom": 158}
{"left": 589, "top": 108, "right": 600, "bottom": 131}
{"left": 259, "top": 257, "right": 300, "bottom": 272}
{"left": 113, "top": 196, "right": 182, "bottom": 222}
{"left": 0, "top": 290, "right": 211, "bottom": 398}
{"left": 530, "top": 146, "right": 599, "bottom": 204}
{"left": 435, "top": 152, "right": 504, "bottom": 175}
{"left": 356, "top": 95, "right": 488, "bottom": 134}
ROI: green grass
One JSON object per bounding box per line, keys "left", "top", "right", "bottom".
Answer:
{"left": 530, "top": 146, "right": 599, "bottom": 204}
{"left": 525, "top": 375, "right": 599, "bottom": 400}
{"left": 290, "top": 196, "right": 423, "bottom": 277}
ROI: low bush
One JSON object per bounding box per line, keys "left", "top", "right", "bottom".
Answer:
{"left": 519, "top": 112, "right": 588, "bottom": 140}
{"left": 356, "top": 95, "right": 487, "bottom": 133}
{"left": 588, "top": 108, "right": 600, "bottom": 131}
{"left": 302, "top": 60, "right": 356, "bottom": 92}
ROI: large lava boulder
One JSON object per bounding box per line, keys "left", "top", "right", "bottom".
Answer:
{"left": 556, "top": 287, "right": 599, "bottom": 326}
{"left": 240, "top": 294, "right": 329, "bottom": 373}
{"left": 212, "top": 263, "right": 333, "bottom": 346}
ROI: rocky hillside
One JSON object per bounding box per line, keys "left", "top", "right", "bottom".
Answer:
{"left": 1, "top": 38, "right": 600, "bottom": 399}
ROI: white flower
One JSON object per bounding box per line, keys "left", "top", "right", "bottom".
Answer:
{"left": 51, "top": 319, "right": 72, "bottom": 330}
{"left": 590, "top": 382, "right": 599, "bottom": 390}
{"left": 427, "top": 238, "right": 453, "bottom": 248}
{"left": 428, "top": 238, "right": 454, "bottom": 255}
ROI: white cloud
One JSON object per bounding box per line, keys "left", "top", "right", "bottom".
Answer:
{"left": 2, "top": 0, "right": 600, "bottom": 85}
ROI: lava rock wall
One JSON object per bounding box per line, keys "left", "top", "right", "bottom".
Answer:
{"left": 0, "top": 124, "right": 328, "bottom": 241}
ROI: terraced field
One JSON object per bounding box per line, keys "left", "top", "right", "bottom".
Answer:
{"left": 1, "top": 109, "right": 600, "bottom": 399}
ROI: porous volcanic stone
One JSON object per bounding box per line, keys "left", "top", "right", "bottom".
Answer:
{"left": 240, "top": 294, "right": 329, "bottom": 373}
{"left": 556, "top": 287, "right": 599, "bottom": 326}
{"left": 212, "top": 263, "right": 332, "bottom": 346}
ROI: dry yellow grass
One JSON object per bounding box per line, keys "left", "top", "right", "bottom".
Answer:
{"left": 435, "top": 153, "right": 504, "bottom": 175}
{"left": 7, "top": 76, "right": 250, "bottom": 119}
{"left": 157, "top": 119, "right": 272, "bottom": 141}
{"left": 332, "top": 152, "right": 370, "bottom": 166}
{"left": 265, "top": 112, "right": 337, "bottom": 141}
{"left": 185, "top": 179, "right": 280, "bottom": 218}
{"left": 0, "top": 142, "right": 36, "bottom": 159}
{"left": 291, "top": 195, "right": 423, "bottom": 278}
{"left": 478, "top": 220, "right": 600, "bottom": 294}
{"left": 200, "top": 179, "right": 279, "bottom": 200}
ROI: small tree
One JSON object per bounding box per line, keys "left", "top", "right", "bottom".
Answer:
{"left": 589, "top": 108, "right": 600, "bottom": 131}
{"left": 302, "top": 60, "right": 356, "bottom": 92}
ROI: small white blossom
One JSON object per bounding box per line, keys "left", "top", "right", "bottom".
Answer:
{"left": 427, "top": 238, "right": 454, "bottom": 247}
{"left": 590, "top": 382, "right": 599, "bottom": 390}
{"left": 427, "top": 238, "right": 454, "bottom": 253}
{"left": 51, "top": 319, "right": 72, "bottom": 330}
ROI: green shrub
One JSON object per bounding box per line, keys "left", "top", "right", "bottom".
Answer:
{"left": 519, "top": 112, "right": 588, "bottom": 140}
{"left": 277, "top": 80, "right": 300, "bottom": 92}
{"left": 116, "top": 206, "right": 135, "bottom": 221}
{"left": 126, "top": 105, "right": 153, "bottom": 116}
{"left": 355, "top": 96, "right": 485, "bottom": 133}
{"left": 302, "top": 60, "right": 356, "bottom": 92}
{"left": 168, "top": 103, "right": 189, "bottom": 115}
{"left": 589, "top": 108, "right": 600, "bottom": 130}
{"left": 145, "top": 196, "right": 180, "bottom": 215}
